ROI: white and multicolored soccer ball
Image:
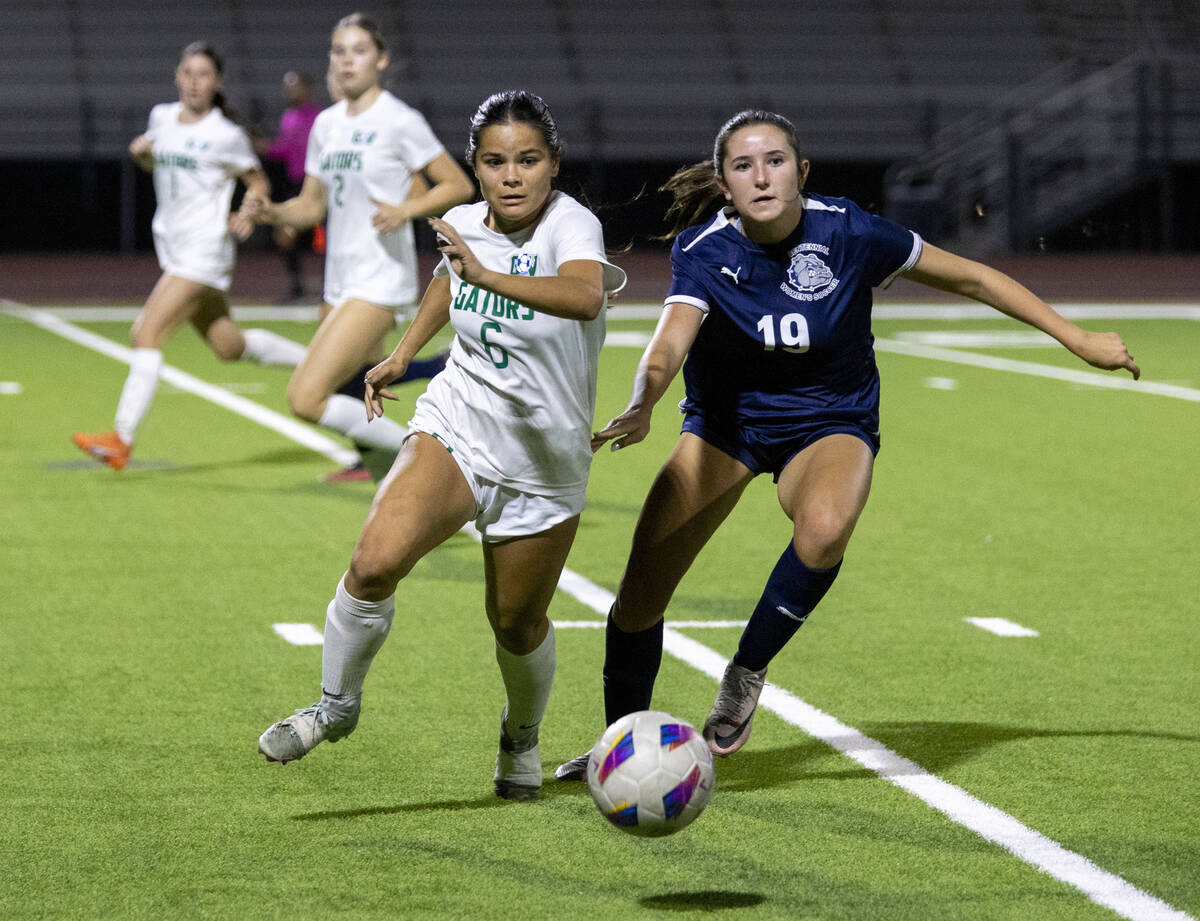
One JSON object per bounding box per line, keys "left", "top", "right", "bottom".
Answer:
{"left": 586, "top": 710, "right": 714, "bottom": 837}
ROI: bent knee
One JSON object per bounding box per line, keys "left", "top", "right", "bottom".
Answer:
{"left": 286, "top": 377, "right": 327, "bottom": 422}
{"left": 793, "top": 507, "right": 856, "bottom": 568}
{"left": 346, "top": 550, "right": 410, "bottom": 601}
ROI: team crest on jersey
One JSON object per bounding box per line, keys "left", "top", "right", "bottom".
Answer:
{"left": 781, "top": 245, "right": 839, "bottom": 302}
{"left": 511, "top": 253, "right": 537, "bottom": 276}
{"left": 184, "top": 138, "right": 210, "bottom": 151}
{"left": 351, "top": 130, "right": 377, "bottom": 145}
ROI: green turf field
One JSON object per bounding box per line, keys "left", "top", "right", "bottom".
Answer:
{"left": 2, "top": 300, "right": 1196, "bottom": 921}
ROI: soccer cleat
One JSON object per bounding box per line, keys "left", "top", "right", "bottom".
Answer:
{"left": 72, "top": 430, "right": 131, "bottom": 470}
{"left": 258, "top": 694, "right": 360, "bottom": 764}
{"left": 321, "top": 464, "right": 372, "bottom": 483}
{"left": 703, "top": 662, "right": 768, "bottom": 757}
{"left": 494, "top": 717, "right": 541, "bottom": 801}
{"left": 553, "top": 752, "right": 590, "bottom": 782}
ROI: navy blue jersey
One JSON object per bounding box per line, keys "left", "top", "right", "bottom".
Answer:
{"left": 666, "top": 193, "right": 921, "bottom": 427}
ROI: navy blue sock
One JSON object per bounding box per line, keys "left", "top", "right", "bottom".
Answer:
{"left": 334, "top": 353, "right": 449, "bottom": 400}
{"left": 602, "top": 612, "right": 664, "bottom": 726}
{"left": 733, "top": 544, "right": 841, "bottom": 672}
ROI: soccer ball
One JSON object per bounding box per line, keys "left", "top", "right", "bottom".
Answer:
{"left": 586, "top": 710, "right": 714, "bottom": 837}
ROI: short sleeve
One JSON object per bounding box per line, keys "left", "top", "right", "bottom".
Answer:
{"left": 664, "top": 236, "right": 711, "bottom": 314}
{"left": 860, "top": 209, "right": 922, "bottom": 289}
{"left": 223, "top": 125, "right": 261, "bottom": 176}
{"left": 145, "top": 104, "right": 167, "bottom": 140}
{"left": 304, "top": 115, "right": 326, "bottom": 179}
{"left": 548, "top": 200, "right": 626, "bottom": 294}
{"left": 393, "top": 107, "right": 446, "bottom": 173}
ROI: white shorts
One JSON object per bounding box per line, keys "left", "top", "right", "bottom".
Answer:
{"left": 322, "top": 290, "right": 416, "bottom": 324}
{"left": 408, "top": 405, "right": 586, "bottom": 542}
{"left": 154, "top": 230, "right": 235, "bottom": 292}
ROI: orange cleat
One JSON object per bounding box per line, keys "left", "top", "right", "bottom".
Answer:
{"left": 72, "top": 430, "right": 132, "bottom": 470}
{"left": 321, "top": 463, "right": 372, "bottom": 483}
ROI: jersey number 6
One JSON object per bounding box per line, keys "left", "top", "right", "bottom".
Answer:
{"left": 480, "top": 320, "right": 509, "bottom": 369}
{"left": 756, "top": 313, "right": 810, "bottom": 353}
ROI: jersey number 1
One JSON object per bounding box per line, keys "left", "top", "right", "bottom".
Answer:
{"left": 756, "top": 313, "right": 810, "bottom": 353}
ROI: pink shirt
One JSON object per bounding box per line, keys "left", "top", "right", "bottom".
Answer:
{"left": 265, "top": 101, "right": 320, "bottom": 182}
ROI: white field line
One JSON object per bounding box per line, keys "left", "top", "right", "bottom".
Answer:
{"left": 875, "top": 337, "right": 1200, "bottom": 402}
{"left": 2, "top": 302, "right": 360, "bottom": 467}
{"left": 25, "top": 301, "right": 1200, "bottom": 324}
{"left": 272, "top": 623, "right": 325, "bottom": 645}
{"left": 965, "top": 617, "right": 1040, "bottom": 637}
{"left": 9, "top": 299, "right": 1192, "bottom": 920}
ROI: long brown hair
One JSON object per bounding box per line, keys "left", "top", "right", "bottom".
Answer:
{"left": 659, "top": 109, "right": 804, "bottom": 240}
{"left": 179, "top": 41, "right": 227, "bottom": 115}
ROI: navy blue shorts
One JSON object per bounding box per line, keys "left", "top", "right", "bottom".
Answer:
{"left": 681, "top": 410, "right": 880, "bottom": 481}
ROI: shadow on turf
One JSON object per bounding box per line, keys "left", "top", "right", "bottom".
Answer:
{"left": 640, "top": 891, "right": 766, "bottom": 912}
{"left": 712, "top": 721, "right": 1200, "bottom": 791}
{"left": 290, "top": 783, "right": 583, "bottom": 821}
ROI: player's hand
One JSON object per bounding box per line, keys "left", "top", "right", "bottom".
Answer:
{"left": 1071, "top": 330, "right": 1141, "bottom": 380}
{"left": 227, "top": 210, "right": 255, "bottom": 241}
{"left": 591, "top": 404, "right": 652, "bottom": 453}
{"left": 362, "top": 354, "right": 410, "bottom": 421}
{"left": 128, "top": 134, "right": 153, "bottom": 158}
{"left": 429, "top": 218, "right": 485, "bottom": 284}
{"left": 238, "top": 191, "right": 272, "bottom": 225}
{"left": 370, "top": 198, "right": 410, "bottom": 235}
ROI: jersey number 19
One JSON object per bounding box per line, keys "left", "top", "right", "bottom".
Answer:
{"left": 756, "top": 313, "right": 810, "bottom": 353}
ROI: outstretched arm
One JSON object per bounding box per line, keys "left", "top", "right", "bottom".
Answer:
{"left": 592, "top": 301, "right": 704, "bottom": 452}
{"left": 903, "top": 243, "right": 1140, "bottom": 378}
{"left": 363, "top": 276, "right": 453, "bottom": 420}
{"left": 241, "top": 174, "right": 328, "bottom": 231}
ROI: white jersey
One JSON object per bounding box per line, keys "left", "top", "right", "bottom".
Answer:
{"left": 146, "top": 102, "right": 259, "bottom": 291}
{"left": 413, "top": 192, "right": 626, "bottom": 495}
{"left": 306, "top": 90, "right": 445, "bottom": 309}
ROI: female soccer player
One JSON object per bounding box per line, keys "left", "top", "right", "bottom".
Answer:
{"left": 243, "top": 14, "right": 473, "bottom": 459}
{"left": 258, "top": 91, "right": 626, "bottom": 801}
{"left": 557, "top": 109, "right": 1139, "bottom": 776}
{"left": 72, "top": 42, "right": 308, "bottom": 470}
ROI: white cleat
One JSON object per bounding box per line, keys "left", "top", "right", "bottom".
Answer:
{"left": 494, "top": 718, "right": 541, "bottom": 801}
{"left": 703, "top": 662, "right": 767, "bottom": 757}
{"left": 258, "top": 695, "right": 359, "bottom": 764}
{"left": 553, "top": 752, "right": 590, "bottom": 781}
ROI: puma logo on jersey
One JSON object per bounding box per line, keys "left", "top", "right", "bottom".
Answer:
{"left": 720, "top": 266, "right": 742, "bottom": 284}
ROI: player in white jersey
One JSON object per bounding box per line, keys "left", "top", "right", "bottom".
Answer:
{"left": 243, "top": 14, "right": 473, "bottom": 468}
{"left": 258, "top": 91, "right": 626, "bottom": 802}
{"left": 73, "top": 42, "right": 308, "bottom": 470}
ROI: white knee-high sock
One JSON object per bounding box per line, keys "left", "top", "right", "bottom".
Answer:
{"left": 318, "top": 393, "right": 408, "bottom": 452}
{"left": 241, "top": 328, "right": 307, "bottom": 366}
{"left": 321, "top": 574, "right": 395, "bottom": 697}
{"left": 495, "top": 622, "right": 556, "bottom": 744}
{"left": 114, "top": 348, "right": 163, "bottom": 443}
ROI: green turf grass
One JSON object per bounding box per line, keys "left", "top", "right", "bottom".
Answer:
{"left": 1, "top": 305, "right": 1196, "bottom": 920}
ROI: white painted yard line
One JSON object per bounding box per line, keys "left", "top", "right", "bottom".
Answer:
{"left": 13, "top": 299, "right": 1189, "bottom": 921}
{"left": 2, "top": 302, "right": 360, "bottom": 467}
{"left": 273, "top": 623, "right": 325, "bottom": 646}
{"left": 965, "top": 617, "right": 1040, "bottom": 637}
{"left": 29, "top": 301, "right": 1200, "bottom": 323}
{"left": 0, "top": 381, "right": 22, "bottom": 394}
{"left": 555, "top": 619, "right": 747, "bottom": 629}
{"left": 876, "top": 336, "right": 1200, "bottom": 403}
{"left": 549, "top": 579, "right": 1191, "bottom": 921}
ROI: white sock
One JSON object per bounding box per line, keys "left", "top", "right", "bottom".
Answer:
{"left": 113, "top": 348, "right": 163, "bottom": 444}
{"left": 321, "top": 574, "right": 394, "bottom": 697}
{"left": 318, "top": 393, "right": 408, "bottom": 452}
{"left": 496, "top": 622, "right": 556, "bottom": 744}
{"left": 241, "top": 328, "right": 307, "bottom": 366}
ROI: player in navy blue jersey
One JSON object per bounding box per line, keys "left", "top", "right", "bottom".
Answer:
{"left": 556, "top": 109, "right": 1139, "bottom": 777}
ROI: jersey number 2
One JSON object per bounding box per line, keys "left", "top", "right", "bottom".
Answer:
{"left": 756, "top": 313, "right": 810, "bottom": 353}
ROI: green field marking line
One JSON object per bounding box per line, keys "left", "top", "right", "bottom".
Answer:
{"left": 11, "top": 298, "right": 1193, "bottom": 920}
{"left": 2, "top": 301, "right": 360, "bottom": 467}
